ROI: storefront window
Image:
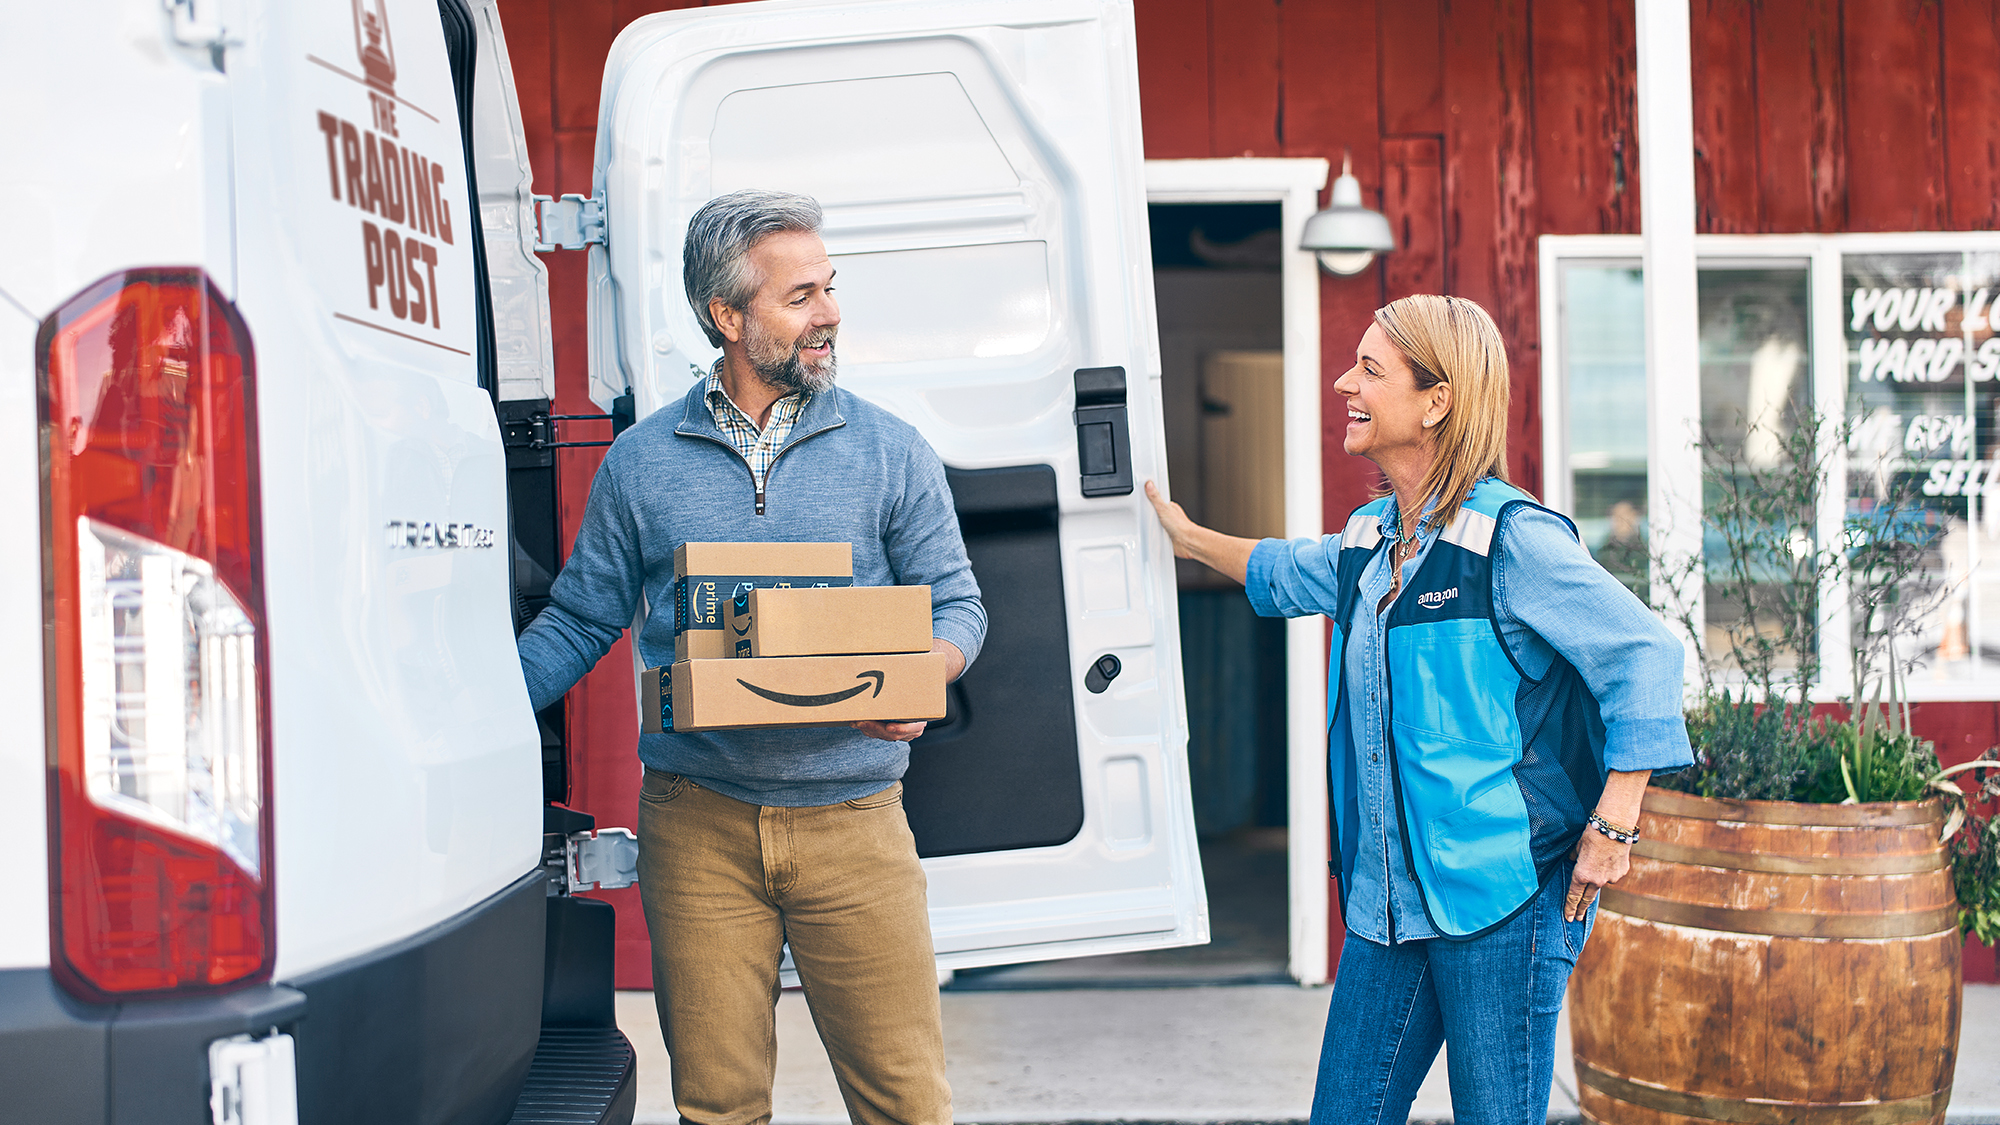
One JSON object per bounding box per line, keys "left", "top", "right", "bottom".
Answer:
{"left": 1546, "top": 234, "right": 2000, "bottom": 698}
{"left": 1700, "top": 265, "right": 1813, "bottom": 677}
{"left": 1560, "top": 262, "right": 1648, "bottom": 595}
{"left": 1845, "top": 252, "right": 1990, "bottom": 684}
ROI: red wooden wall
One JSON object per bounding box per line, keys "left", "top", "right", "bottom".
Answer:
{"left": 495, "top": 0, "right": 2000, "bottom": 986}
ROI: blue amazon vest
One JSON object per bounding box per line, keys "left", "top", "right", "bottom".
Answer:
{"left": 1327, "top": 479, "right": 1609, "bottom": 939}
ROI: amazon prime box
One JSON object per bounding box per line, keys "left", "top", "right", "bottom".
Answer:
{"left": 673, "top": 542, "right": 853, "bottom": 662}
{"left": 725, "top": 585, "right": 932, "bottom": 658}
{"left": 639, "top": 653, "right": 947, "bottom": 733}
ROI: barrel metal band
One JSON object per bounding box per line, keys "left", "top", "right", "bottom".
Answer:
{"left": 1599, "top": 889, "right": 1960, "bottom": 938}
{"left": 1577, "top": 1059, "right": 1950, "bottom": 1124}
{"left": 1642, "top": 788, "right": 1943, "bottom": 828}
{"left": 1632, "top": 839, "right": 1949, "bottom": 875}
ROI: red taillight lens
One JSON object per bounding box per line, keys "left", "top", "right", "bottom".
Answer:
{"left": 39, "top": 269, "right": 273, "bottom": 1000}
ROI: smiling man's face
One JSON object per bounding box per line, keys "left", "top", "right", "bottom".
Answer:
{"left": 734, "top": 229, "right": 841, "bottom": 395}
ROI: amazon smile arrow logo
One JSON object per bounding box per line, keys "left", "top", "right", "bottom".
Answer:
{"left": 735, "top": 670, "right": 886, "bottom": 708}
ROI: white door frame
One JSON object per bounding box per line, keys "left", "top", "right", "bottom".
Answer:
{"left": 1144, "top": 157, "right": 1332, "bottom": 985}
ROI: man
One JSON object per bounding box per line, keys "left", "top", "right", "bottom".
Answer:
{"left": 517, "top": 189, "right": 984, "bottom": 1125}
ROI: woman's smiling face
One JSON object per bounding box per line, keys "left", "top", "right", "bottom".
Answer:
{"left": 1333, "top": 322, "right": 1445, "bottom": 467}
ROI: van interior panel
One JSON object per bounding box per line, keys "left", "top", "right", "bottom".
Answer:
{"left": 902, "top": 465, "right": 1086, "bottom": 857}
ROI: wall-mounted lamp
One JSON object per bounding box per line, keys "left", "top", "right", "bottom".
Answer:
{"left": 1300, "top": 153, "right": 1395, "bottom": 276}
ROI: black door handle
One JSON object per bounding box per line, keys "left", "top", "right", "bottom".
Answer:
{"left": 1073, "top": 366, "right": 1133, "bottom": 497}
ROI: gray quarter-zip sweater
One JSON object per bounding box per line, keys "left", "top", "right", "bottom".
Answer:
{"left": 516, "top": 380, "right": 986, "bottom": 807}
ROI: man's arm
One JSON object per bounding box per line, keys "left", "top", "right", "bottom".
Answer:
{"left": 851, "top": 435, "right": 985, "bottom": 743}
{"left": 516, "top": 458, "right": 648, "bottom": 710}
{"left": 884, "top": 436, "right": 987, "bottom": 666}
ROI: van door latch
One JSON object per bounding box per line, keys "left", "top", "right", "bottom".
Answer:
{"left": 1073, "top": 366, "right": 1133, "bottom": 497}
{"left": 555, "top": 828, "right": 638, "bottom": 894}
{"left": 533, "top": 194, "right": 607, "bottom": 251}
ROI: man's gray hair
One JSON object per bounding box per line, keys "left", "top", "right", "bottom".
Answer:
{"left": 683, "top": 189, "right": 825, "bottom": 348}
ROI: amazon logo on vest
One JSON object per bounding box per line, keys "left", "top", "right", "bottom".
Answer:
{"left": 1417, "top": 587, "right": 1460, "bottom": 610}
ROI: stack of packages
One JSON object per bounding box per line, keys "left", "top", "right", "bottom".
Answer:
{"left": 641, "top": 542, "right": 946, "bottom": 732}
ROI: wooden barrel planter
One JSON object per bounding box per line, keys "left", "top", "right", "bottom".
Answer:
{"left": 1569, "top": 788, "right": 1962, "bottom": 1125}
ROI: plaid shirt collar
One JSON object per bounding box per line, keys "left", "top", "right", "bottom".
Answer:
{"left": 703, "top": 364, "right": 810, "bottom": 482}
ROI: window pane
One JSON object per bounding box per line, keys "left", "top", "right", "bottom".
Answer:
{"left": 1560, "top": 263, "right": 1648, "bottom": 594}
{"left": 1844, "top": 252, "right": 1982, "bottom": 686}
{"left": 1699, "top": 266, "right": 1813, "bottom": 679}
{"left": 828, "top": 241, "right": 1052, "bottom": 364}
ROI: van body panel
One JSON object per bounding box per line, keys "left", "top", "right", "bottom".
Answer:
{"left": 0, "top": 874, "right": 541, "bottom": 1125}
{"left": 591, "top": 0, "right": 1204, "bottom": 965}
{"left": 285, "top": 870, "right": 545, "bottom": 1125}
{"left": 225, "top": 0, "right": 543, "bottom": 981}
{"left": 0, "top": 302, "right": 49, "bottom": 971}
{"left": 0, "top": 0, "right": 235, "bottom": 315}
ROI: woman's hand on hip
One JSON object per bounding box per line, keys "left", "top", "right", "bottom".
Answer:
{"left": 1565, "top": 828, "right": 1632, "bottom": 922}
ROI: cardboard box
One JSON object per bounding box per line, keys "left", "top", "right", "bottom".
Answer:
{"left": 673, "top": 542, "right": 853, "bottom": 661}
{"left": 726, "top": 585, "right": 932, "bottom": 658}
{"left": 640, "top": 653, "right": 947, "bottom": 733}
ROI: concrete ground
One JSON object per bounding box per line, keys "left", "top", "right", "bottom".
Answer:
{"left": 618, "top": 982, "right": 2000, "bottom": 1124}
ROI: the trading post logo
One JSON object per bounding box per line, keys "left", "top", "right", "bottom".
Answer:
{"left": 310, "top": 0, "right": 459, "bottom": 344}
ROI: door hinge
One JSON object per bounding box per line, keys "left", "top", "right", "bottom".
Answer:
{"left": 164, "top": 0, "right": 240, "bottom": 50}
{"left": 551, "top": 827, "right": 638, "bottom": 894}
{"left": 534, "top": 194, "right": 607, "bottom": 251}
{"left": 499, "top": 396, "right": 635, "bottom": 460}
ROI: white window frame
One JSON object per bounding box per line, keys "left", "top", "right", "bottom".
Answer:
{"left": 1541, "top": 231, "right": 2000, "bottom": 703}
{"left": 1146, "top": 157, "right": 1331, "bottom": 985}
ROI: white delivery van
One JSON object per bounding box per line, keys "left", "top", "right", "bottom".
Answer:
{"left": 0, "top": 0, "right": 1202, "bottom": 1121}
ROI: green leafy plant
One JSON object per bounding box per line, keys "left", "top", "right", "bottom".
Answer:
{"left": 1645, "top": 408, "right": 2000, "bottom": 938}
{"left": 1673, "top": 692, "right": 1813, "bottom": 802}
{"left": 1950, "top": 809, "right": 2000, "bottom": 946}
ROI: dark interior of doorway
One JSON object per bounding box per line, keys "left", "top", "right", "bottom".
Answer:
{"left": 948, "top": 203, "right": 1291, "bottom": 989}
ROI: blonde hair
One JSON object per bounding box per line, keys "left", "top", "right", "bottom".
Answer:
{"left": 1372, "top": 294, "right": 1517, "bottom": 533}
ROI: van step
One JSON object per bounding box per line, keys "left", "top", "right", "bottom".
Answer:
{"left": 505, "top": 1026, "right": 637, "bottom": 1125}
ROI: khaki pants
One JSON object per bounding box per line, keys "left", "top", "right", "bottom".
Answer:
{"left": 635, "top": 768, "right": 951, "bottom": 1125}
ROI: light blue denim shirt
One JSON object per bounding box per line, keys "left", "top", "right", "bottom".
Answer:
{"left": 1245, "top": 495, "right": 1692, "bottom": 944}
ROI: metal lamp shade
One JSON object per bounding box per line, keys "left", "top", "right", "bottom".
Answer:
{"left": 1301, "top": 170, "right": 1395, "bottom": 276}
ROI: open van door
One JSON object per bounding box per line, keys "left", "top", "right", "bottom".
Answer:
{"left": 576, "top": 0, "right": 1204, "bottom": 968}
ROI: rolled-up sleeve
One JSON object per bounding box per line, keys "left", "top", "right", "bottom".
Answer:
{"left": 1493, "top": 508, "right": 1693, "bottom": 773}
{"left": 1245, "top": 535, "right": 1344, "bottom": 619}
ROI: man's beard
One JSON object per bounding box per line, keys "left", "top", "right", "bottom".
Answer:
{"left": 745, "top": 318, "right": 838, "bottom": 396}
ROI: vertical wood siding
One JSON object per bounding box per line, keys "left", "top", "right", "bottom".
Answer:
{"left": 1756, "top": 0, "right": 1847, "bottom": 230}
{"left": 500, "top": 0, "right": 2000, "bottom": 985}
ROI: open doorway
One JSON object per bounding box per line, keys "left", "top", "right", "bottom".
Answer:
{"left": 946, "top": 202, "right": 1294, "bottom": 988}
{"left": 1151, "top": 202, "right": 1290, "bottom": 977}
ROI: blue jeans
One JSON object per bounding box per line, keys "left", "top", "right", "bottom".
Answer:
{"left": 1308, "top": 865, "right": 1596, "bottom": 1125}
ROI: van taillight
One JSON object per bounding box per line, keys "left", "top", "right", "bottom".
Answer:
{"left": 38, "top": 270, "right": 273, "bottom": 1000}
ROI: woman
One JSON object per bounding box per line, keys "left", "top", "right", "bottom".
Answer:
{"left": 1147, "top": 294, "right": 1691, "bottom": 1125}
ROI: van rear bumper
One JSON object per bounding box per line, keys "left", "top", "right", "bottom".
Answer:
{"left": 0, "top": 968, "right": 307, "bottom": 1123}
{"left": 0, "top": 869, "right": 547, "bottom": 1124}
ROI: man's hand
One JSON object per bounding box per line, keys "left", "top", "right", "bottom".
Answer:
{"left": 852, "top": 720, "right": 928, "bottom": 742}
{"left": 850, "top": 639, "right": 965, "bottom": 743}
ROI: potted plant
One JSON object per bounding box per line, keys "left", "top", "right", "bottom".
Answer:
{"left": 1568, "top": 414, "right": 2000, "bottom": 1125}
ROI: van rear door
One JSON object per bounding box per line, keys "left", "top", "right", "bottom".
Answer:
{"left": 586, "top": 0, "right": 1204, "bottom": 968}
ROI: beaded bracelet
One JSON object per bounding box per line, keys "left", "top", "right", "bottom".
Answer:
{"left": 1587, "top": 811, "right": 1640, "bottom": 845}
